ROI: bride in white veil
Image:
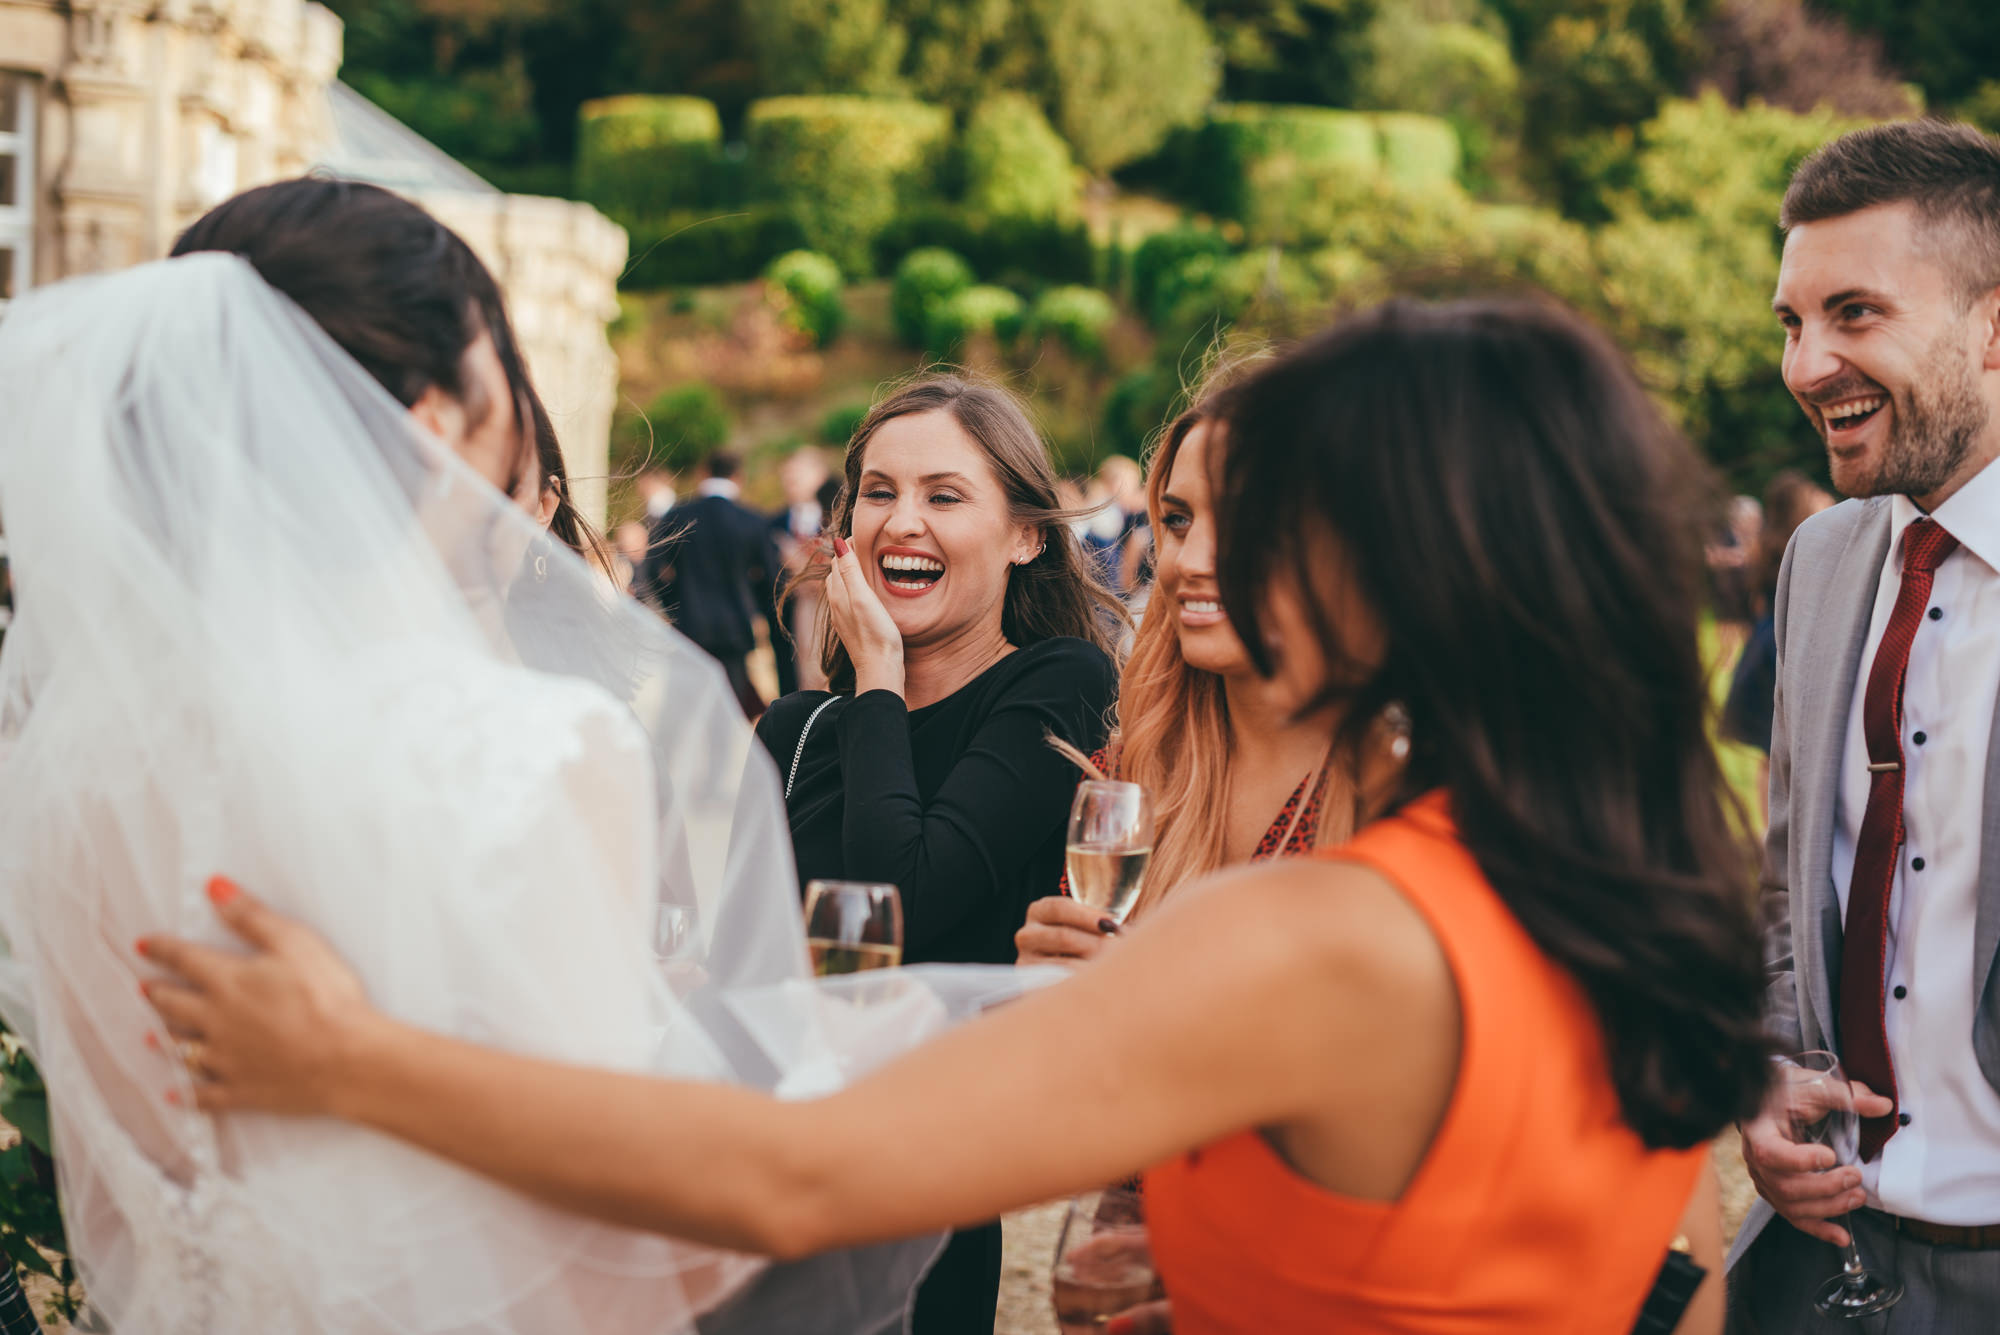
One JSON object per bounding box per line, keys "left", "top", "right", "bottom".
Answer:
{"left": 0, "top": 228, "right": 1025, "bottom": 1331}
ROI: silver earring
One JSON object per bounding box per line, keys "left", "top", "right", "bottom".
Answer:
{"left": 531, "top": 535, "right": 551, "bottom": 583}
{"left": 1384, "top": 702, "right": 1412, "bottom": 761}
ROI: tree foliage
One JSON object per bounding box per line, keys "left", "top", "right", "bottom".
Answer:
{"left": 961, "top": 94, "right": 1081, "bottom": 223}
{"left": 1026, "top": 0, "right": 1220, "bottom": 176}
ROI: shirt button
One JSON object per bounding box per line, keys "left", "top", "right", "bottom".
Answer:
{"left": 1899, "top": 1112, "right": 1912, "bottom": 1126}
{"left": 1913, "top": 857, "right": 1927, "bottom": 871}
{"left": 1894, "top": 985, "right": 1908, "bottom": 999}
{"left": 1930, "top": 607, "right": 1944, "bottom": 621}
{"left": 1914, "top": 731, "right": 1928, "bottom": 746}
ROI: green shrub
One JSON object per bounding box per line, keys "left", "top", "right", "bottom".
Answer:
{"left": 620, "top": 207, "right": 810, "bottom": 289}
{"left": 617, "top": 383, "right": 733, "bottom": 473}
{"left": 763, "top": 249, "right": 846, "bottom": 347}
{"left": 961, "top": 93, "right": 1081, "bottom": 223}
{"left": 892, "top": 247, "right": 977, "bottom": 347}
{"left": 747, "top": 96, "right": 954, "bottom": 276}
{"left": 819, "top": 401, "right": 872, "bottom": 447}
{"left": 1353, "top": 16, "right": 1519, "bottom": 186}
{"left": 875, "top": 207, "right": 1095, "bottom": 287}
{"left": 1372, "top": 113, "right": 1462, "bottom": 189}
{"left": 1029, "top": 285, "right": 1118, "bottom": 361}
{"left": 926, "top": 284, "right": 1028, "bottom": 357}
{"left": 1196, "top": 104, "right": 1380, "bottom": 219}
{"left": 576, "top": 96, "right": 724, "bottom": 220}
{"left": 1130, "top": 226, "right": 1234, "bottom": 327}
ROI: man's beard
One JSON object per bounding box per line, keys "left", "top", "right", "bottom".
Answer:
{"left": 1833, "top": 327, "right": 1988, "bottom": 499}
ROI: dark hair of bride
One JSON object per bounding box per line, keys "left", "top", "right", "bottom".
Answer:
{"left": 170, "top": 176, "right": 608, "bottom": 567}
{"left": 1211, "top": 296, "right": 1771, "bottom": 1149}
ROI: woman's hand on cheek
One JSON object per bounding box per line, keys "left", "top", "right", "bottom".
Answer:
{"left": 137, "top": 876, "right": 376, "bottom": 1117}
{"left": 827, "top": 535, "right": 906, "bottom": 697}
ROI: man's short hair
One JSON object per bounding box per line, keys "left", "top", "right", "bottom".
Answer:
{"left": 706, "top": 451, "right": 742, "bottom": 481}
{"left": 1781, "top": 119, "right": 2000, "bottom": 304}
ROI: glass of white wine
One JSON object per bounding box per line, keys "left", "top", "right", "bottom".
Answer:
{"left": 1066, "top": 781, "right": 1154, "bottom": 926}
{"left": 1777, "top": 1050, "right": 1902, "bottom": 1318}
{"left": 802, "top": 880, "right": 903, "bottom": 976}
{"left": 1051, "top": 1186, "right": 1161, "bottom": 1335}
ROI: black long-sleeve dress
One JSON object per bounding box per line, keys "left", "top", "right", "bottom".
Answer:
{"left": 754, "top": 634, "right": 1116, "bottom": 1333}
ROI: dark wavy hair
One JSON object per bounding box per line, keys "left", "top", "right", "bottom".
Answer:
{"left": 1212, "top": 297, "right": 1771, "bottom": 1148}
{"left": 806, "top": 374, "right": 1127, "bottom": 693}
{"left": 171, "top": 177, "right": 607, "bottom": 564}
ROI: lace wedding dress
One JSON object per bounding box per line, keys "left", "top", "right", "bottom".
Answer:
{"left": 0, "top": 255, "right": 1022, "bottom": 1333}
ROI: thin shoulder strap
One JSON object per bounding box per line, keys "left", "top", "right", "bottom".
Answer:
{"left": 786, "top": 696, "right": 840, "bottom": 800}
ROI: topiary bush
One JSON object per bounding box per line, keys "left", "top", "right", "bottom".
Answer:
{"left": 1196, "top": 104, "right": 1381, "bottom": 219}
{"left": 961, "top": 93, "right": 1081, "bottom": 224}
{"left": 620, "top": 207, "right": 810, "bottom": 289}
{"left": 926, "top": 284, "right": 1027, "bottom": 358}
{"left": 576, "top": 96, "right": 724, "bottom": 221}
{"left": 876, "top": 207, "right": 1096, "bottom": 287}
{"left": 616, "top": 383, "right": 733, "bottom": 474}
{"left": 892, "top": 247, "right": 977, "bottom": 348}
{"left": 1029, "top": 285, "right": 1119, "bottom": 361}
{"left": 1130, "top": 225, "right": 1235, "bottom": 327}
{"left": 762, "top": 249, "right": 845, "bottom": 347}
{"left": 747, "top": 96, "right": 954, "bottom": 277}
{"left": 819, "top": 401, "right": 872, "bottom": 447}
{"left": 1372, "top": 113, "right": 1463, "bottom": 190}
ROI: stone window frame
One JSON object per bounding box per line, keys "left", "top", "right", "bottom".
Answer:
{"left": 0, "top": 71, "right": 36, "bottom": 313}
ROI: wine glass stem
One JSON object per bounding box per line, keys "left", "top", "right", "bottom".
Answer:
{"left": 1837, "top": 1215, "right": 1868, "bottom": 1277}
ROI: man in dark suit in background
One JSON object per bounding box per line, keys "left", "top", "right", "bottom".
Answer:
{"left": 641, "top": 451, "right": 784, "bottom": 718}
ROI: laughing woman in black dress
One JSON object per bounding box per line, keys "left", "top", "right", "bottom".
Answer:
{"left": 755, "top": 376, "right": 1122, "bottom": 1333}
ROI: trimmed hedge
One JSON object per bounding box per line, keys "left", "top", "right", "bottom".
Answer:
{"left": 962, "top": 93, "right": 1080, "bottom": 224}
{"left": 763, "top": 250, "right": 845, "bottom": 347}
{"left": 1130, "top": 225, "right": 1234, "bottom": 327}
{"left": 1029, "top": 285, "right": 1118, "bottom": 361}
{"left": 1197, "top": 104, "right": 1380, "bottom": 219}
{"left": 892, "top": 247, "right": 977, "bottom": 348}
{"left": 747, "top": 96, "right": 954, "bottom": 277}
{"left": 926, "top": 284, "right": 1027, "bottom": 357}
{"left": 874, "top": 206, "right": 1095, "bottom": 287}
{"left": 577, "top": 96, "right": 723, "bottom": 220}
{"left": 1373, "top": 113, "right": 1463, "bottom": 189}
{"left": 620, "top": 207, "right": 809, "bottom": 289}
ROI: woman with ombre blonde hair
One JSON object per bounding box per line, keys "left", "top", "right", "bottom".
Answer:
{"left": 1015, "top": 376, "right": 1403, "bottom": 966}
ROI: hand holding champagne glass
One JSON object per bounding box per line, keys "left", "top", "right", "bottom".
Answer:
{"left": 1066, "top": 781, "right": 1153, "bottom": 926}
{"left": 1775, "top": 1050, "right": 1903, "bottom": 1318}
{"left": 803, "top": 880, "right": 902, "bottom": 976}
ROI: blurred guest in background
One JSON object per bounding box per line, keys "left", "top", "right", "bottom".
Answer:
{"left": 610, "top": 521, "right": 650, "bottom": 599}
{"left": 1017, "top": 389, "right": 1396, "bottom": 968}
{"left": 771, "top": 447, "right": 832, "bottom": 694}
{"left": 1721, "top": 469, "right": 1833, "bottom": 793}
{"left": 755, "top": 375, "right": 1122, "bottom": 1335}
{"left": 634, "top": 462, "right": 676, "bottom": 523}
{"left": 1707, "top": 494, "right": 1764, "bottom": 658}
{"left": 1082, "top": 454, "right": 1148, "bottom": 594}
{"left": 641, "top": 452, "right": 784, "bottom": 718}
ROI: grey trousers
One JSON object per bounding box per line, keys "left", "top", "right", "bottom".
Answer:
{"left": 1727, "top": 1211, "right": 2000, "bottom": 1334}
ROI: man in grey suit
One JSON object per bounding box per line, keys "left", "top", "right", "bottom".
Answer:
{"left": 1729, "top": 120, "right": 2000, "bottom": 1328}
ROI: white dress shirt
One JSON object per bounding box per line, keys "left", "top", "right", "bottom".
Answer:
{"left": 1831, "top": 454, "right": 2000, "bottom": 1223}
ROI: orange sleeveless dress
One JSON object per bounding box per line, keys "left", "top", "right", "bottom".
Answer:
{"left": 1142, "top": 792, "right": 1703, "bottom": 1334}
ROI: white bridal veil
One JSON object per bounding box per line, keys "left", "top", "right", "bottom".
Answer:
{"left": 0, "top": 254, "right": 1027, "bottom": 1334}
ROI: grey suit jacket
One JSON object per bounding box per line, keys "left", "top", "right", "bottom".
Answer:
{"left": 1729, "top": 495, "right": 2000, "bottom": 1264}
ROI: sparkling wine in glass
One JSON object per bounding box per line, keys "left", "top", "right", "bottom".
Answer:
{"left": 1778, "top": 1050, "right": 1902, "bottom": 1318}
{"left": 1051, "top": 1187, "right": 1161, "bottom": 1334}
{"left": 802, "top": 880, "right": 903, "bottom": 976}
{"left": 1066, "top": 781, "right": 1154, "bottom": 925}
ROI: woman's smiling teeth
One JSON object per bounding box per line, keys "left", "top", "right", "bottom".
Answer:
{"left": 880, "top": 552, "right": 945, "bottom": 592}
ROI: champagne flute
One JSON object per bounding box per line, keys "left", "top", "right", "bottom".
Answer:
{"left": 1051, "top": 1186, "right": 1161, "bottom": 1334}
{"left": 1066, "top": 781, "right": 1154, "bottom": 925}
{"left": 1776, "top": 1050, "right": 1902, "bottom": 1318}
{"left": 802, "top": 880, "right": 902, "bottom": 976}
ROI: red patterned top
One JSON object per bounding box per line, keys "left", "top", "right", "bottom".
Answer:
{"left": 1058, "top": 749, "right": 1323, "bottom": 898}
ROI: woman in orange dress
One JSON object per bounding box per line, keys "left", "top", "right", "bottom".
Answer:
{"left": 141, "top": 296, "right": 1770, "bottom": 1334}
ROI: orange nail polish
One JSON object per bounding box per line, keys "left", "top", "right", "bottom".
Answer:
{"left": 164, "top": 1089, "right": 182, "bottom": 1107}
{"left": 135, "top": 937, "right": 150, "bottom": 957}
{"left": 207, "top": 875, "right": 239, "bottom": 906}
{"left": 833, "top": 535, "right": 850, "bottom": 558}
{"left": 144, "top": 1032, "right": 160, "bottom": 1051}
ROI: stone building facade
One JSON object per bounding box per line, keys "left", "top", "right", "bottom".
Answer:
{"left": 0, "top": 0, "right": 625, "bottom": 524}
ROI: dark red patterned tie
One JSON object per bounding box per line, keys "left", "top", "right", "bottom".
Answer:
{"left": 1840, "top": 516, "right": 1958, "bottom": 1161}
